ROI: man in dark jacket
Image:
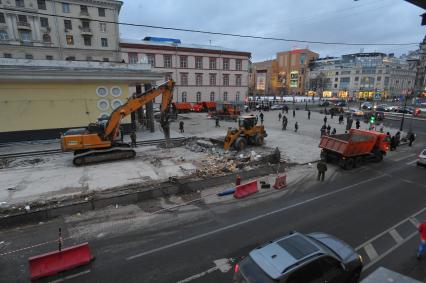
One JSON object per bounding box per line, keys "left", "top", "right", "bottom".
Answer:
{"left": 356, "top": 119, "right": 360, "bottom": 129}
{"left": 282, "top": 116, "right": 288, "bottom": 130}
{"left": 323, "top": 116, "right": 327, "bottom": 125}
{"left": 179, "top": 120, "right": 184, "bottom": 133}
{"left": 409, "top": 132, "right": 416, "bottom": 147}
{"left": 259, "top": 112, "right": 264, "bottom": 125}
{"left": 317, "top": 159, "right": 327, "bottom": 181}
{"left": 308, "top": 110, "right": 311, "bottom": 120}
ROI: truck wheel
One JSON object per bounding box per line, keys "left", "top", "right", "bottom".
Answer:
{"left": 321, "top": 151, "right": 331, "bottom": 163}
{"left": 234, "top": 137, "right": 247, "bottom": 151}
{"left": 255, "top": 135, "right": 264, "bottom": 146}
{"left": 376, "top": 151, "right": 383, "bottom": 162}
{"left": 354, "top": 157, "right": 363, "bottom": 167}
{"left": 344, "top": 158, "right": 355, "bottom": 170}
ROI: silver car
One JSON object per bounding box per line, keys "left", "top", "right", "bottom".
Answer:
{"left": 418, "top": 149, "right": 426, "bottom": 167}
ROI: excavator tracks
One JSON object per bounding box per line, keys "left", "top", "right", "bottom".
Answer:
{"left": 73, "top": 147, "right": 136, "bottom": 166}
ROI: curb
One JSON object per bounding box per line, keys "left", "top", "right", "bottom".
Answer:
{"left": 0, "top": 164, "right": 287, "bottom": 228}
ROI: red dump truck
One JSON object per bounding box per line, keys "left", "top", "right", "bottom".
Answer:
{"left": 319, "top": 129, "right": 390, "bottom": 169}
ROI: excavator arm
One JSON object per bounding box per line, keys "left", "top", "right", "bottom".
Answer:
{"left": 104, "top": 79, "right": 175, "bottom": 139}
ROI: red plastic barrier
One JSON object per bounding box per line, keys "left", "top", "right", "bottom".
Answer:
{"left": 234, "top": 180, "right": 258, "bottom": 199}
{"left": 273, "top": 174, "right": 287, "bottom": 189}
{"left": 29, "top": 242, "right": 94, "bottom": 281}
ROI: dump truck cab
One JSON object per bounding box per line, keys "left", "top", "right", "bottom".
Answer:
{"left": 224, "top": 115, "right": 267, "bottom": 151}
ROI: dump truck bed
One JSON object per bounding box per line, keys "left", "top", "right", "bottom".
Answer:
{"left": 319, "top": 131, "right": 378, "bottom": 157}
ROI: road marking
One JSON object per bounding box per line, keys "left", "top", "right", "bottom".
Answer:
{"left": 392, "top": 153, "right": 416, "bottom": 162}
{"left": 49, "top": 270, "right": 91, "bottom": 283}
{"left": 364, "top": 243, "right": 378, "bottom": 261}
{"left": 406, "top": 159, "right": 418, "bottom": 166}
{"left": 389, "top": 229, "right": 403, "bottom": 243}
{"left": 176, "top": 258, "right": 232, "bottom": 283}
{"left": 126, "top": 174, "right": 386, "bottom": 261}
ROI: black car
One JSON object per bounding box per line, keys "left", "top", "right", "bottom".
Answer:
{"left": 335, "top": 101, "right": 347, "bottom": 107}
{"left": 234, "top": 232, "right": 363, "bottom": 283}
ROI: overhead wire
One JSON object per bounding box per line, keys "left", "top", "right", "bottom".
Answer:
{"left": 0, "top": 6, "right": 419, "bottom": 46}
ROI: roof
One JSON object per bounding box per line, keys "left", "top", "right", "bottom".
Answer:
{"left": 249, "top": 233, "right": 321, "bottom": 279}
{"left": 0, "top": 58, "right": 164, "bottom": 82}
{"left": 120, "top": 38, "right": 251, "bottom": 57}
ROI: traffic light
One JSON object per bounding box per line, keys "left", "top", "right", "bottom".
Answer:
{"left": 370, "top": 115, "right": 375, "bottom": 124}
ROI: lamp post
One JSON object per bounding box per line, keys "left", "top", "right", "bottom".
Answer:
{"left": 399, "top": 94, "right": 408, "bottom": 131}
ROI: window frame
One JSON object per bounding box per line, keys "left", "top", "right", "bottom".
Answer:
{"left": 209, "top": 73, "right": 216, "bottom": 86}
{"left": 0, "top": 13, "right": 5, "bottom": 24}
{"left": 83, "top": 35, "right": 91, "bottom": 46}
{"left": 37, "top": 0, "right": 46, "bottom": 10}
{"left": 223, "top": 91, "right": 228, "bottom": 101}
{"left": 236, "top": 59, "right": 242, "bottom": 71}
{"left": 195, "top": 56, "right": 203, "bottom": 69}
{"left": 181, "top": 91, "right": 187, "bottom": 102}
{"left": 180, "top": 73, "right": 188, "bottom": 86}
{"left": 180, "top": 55, "right": 188, "bottom": 68}
{"left": 235, "top": 74, "right": 242, "bottom": 86}
{"left": 223, "top": 58, "right": 229, "bottom": 70}
{"left": 209, "top": 57, "right": 216, "bottom": 69}
{"left": 15, "top": 0, "right": 25, "bottom": 8}
{"left": 164, "top": 54, "right": 172, "bottom": 68}
{"left": 0, "top": 30, "right": 9, "bottom": 40}
{"left": 196, "top": 91, "right": 202, "bottom": 102}
{"left": 128, "top": 52, "right": 138, "bottom": 64}
{"left": 210, "top": 91, "right": 215, "bottom": 101}
{"left": 99, "top": 22, "right": 106, "bottom": 32}
{"left": 196, "top": 73, "right": 203, "bottom": 86}
{"left": 40, "top": 17, "right": 49, "bottom": 28}
{"left": 19, "top": 30, "right": 31, "bottom": 41}
{"left": 223, "top": 74, "right": 229, "bottom": 86}
{"left": 101, "top": 37, "right": 108, "bottom": 47}
{"left": 62, "top": 3, "right": 70, "bottom": 13}
{"left": 64, "top": 19, "right": 72, "bottom": 30}
{"left": 98, "top": 7, "right": 105, "bottom": 17}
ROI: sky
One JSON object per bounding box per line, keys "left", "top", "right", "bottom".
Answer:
{"left": 118, "top": 0, "right": 425, "bottom": 62}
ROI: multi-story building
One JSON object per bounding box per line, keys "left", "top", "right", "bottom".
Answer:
{"left": 0, "top": 0, "right": 122, "bottom": 61}
{"left": 412, "top": 36, "right": 426, "bottom": 97}
{"left": 120, "top": 37, "right": 251, "bottom": 103}
{"left": 308, "top": 52, "right": 417, "bottom": 100}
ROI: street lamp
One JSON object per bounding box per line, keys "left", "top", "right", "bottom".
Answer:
{"left": 399, "top": 94, "right": 408, "bottom": 131}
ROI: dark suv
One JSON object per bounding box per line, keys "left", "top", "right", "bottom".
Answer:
{"left": 234, "top": 232, "right": 363, "bottom": 283}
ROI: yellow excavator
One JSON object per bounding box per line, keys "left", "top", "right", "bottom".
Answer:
{"left": 223, "top": 115, "right": 267, "bottom": 151}
{"left": 60, "top": 80, "right": 175, "bottom": 165}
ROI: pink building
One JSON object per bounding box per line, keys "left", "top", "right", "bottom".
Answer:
{"left": 120, "top": 38, "right": 251, "bottom": 103}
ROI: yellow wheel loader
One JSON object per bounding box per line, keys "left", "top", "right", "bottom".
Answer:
{"left": 223, "top": 115, "right": 267, "bottom": 151}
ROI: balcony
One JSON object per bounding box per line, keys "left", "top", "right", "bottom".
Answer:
{"left": 80, "top": 27, "right": 92, "bottom": 35}
{"left": 79, "top": 11, "right": 90, "bottom": 18}
{"left": 17, "top": 21, "right": 31, "bottom": 30}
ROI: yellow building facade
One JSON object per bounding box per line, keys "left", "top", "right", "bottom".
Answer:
{"left": 0, "top": 59, "right": 163, "bottom": 142}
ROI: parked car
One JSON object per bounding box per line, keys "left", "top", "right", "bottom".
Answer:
{"left": 361, "top": 102, "right": 373, "bottom": 110}
{"left": 334, "top": 101, "right": 347, "bottom": 107}
{"left": 396, "top": 106, "right": 413, "bottom": 114}
{"left": 418, "top": 149, "right": 426, "bottom": 167}
{"left": 345, "top": 108, "right": 364, "bottom": 117}
{"left": 233, "top": 231, "right": 363, "bottom": 283}
{"left": 374, "top": 104, "right": 390, "bottom": 112}
{"left": 319, "top": 100, "right": 330, "bottom": 107}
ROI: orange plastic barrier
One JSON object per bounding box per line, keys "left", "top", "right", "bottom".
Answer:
{"left": 234, "top": 180, "right": 258, "bottom": 199}
{"left": 273, "top": 174, "right": 287, "bottom": 189}
{"left": 29, "top": 242, "right": 94, "bottom": 281}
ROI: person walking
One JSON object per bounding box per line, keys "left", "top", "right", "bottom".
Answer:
{"left": 179, "top": 120, "right": 184, "bottom": 133}
{"left": 317, "top": 159, "right": 327, "bottom": 181}
{"left": 320, "top": 124, "right": 326, "bottom": 137}
{"left": 356, "top": 119, "right": 360, "bottom": 129}
{"left": 323, "top": 115, "right": 327, "bottom": 125}
{"left": 395, "top": 131, "right": 401, "bottom": 147}
{"left": 417, "top": 221, "right": 426, "bottom": 260}
{"left": 215, "top": 117, "right": 220, "bottom": 127}
{"left": 330, "top": 111, "right": 334, "bottom": 120}
{"left": 285, "top": 105, "right": 289, "bottom": 114}
{"left": 292, "top": 109, "right": 296, "bottom": 118}
{"left": 294, "top": 122, "right": 299, "bottom": 133}
{"left": 259, "top": 112, "right": 264, "bottom": 125}
{"left": 390, "top": 135, "right": 396, "bottom": 151}
{"left": 278, "top": 112, "right": 282, "bottom": 122}
{"left": 308, "top": 110, "right": 311, "bottom": 120}
{"left": 338, "top": 114, "right": 344, "bottom": 125}
{"left": 130, "top": 131, "right": 137, "bottom": 148}
{"left": 331, "top": 128, "right": 336, "bottom": 135}
{"left": 326, "top": 125, "right": 331, "bottom": 135}
{"left": 282, "top": 116, "right": 288, "bottom": 131}
{"left": 409, "top": 132, "right": 416, "bottom": 147}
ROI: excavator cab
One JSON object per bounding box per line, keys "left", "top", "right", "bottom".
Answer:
{"left": 224, "top": 115, "right": 267, "bottom": 151}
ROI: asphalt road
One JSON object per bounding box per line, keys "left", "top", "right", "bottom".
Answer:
{"left": 1, "top": 140, "right": 426, "bottom": 283}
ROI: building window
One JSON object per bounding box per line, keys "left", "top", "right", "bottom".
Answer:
{"left": 128, "top": 52, "right": 138, "bottom": 64}
{"left": 223, "top": 92, "right": 228, "bottom": 101}
{"left": 40, "top": 17, "right": 49, "bottom": 28}
{"left": 25, "top": 54, "right": 33, "bottom": 59}
{"left": 98, "top": 8, "right": 105, "bottom": 17}
{"left": 4, "top": 53, "right": 12, "bottom": 58}
{"left": 37, "top": 0, "right": 46, "bottom": 10}
{"left": 235, "top": 75, "right": 241, "bottom": 86}
{"left": 209, "top": 74, "right": 216, "bottom": 86}
{"left": 0, "top": 30, "right": 8, "bottom": 40}
{"left": 15, "top": 0, "right": 25, "bottom": 8}
{"left": 146, "top": 54, "right": 155, "bottom": 67}
{"left": 66, "top": 56, "right": 75, "bottom": 61}
{"left": 210, "top": 92, "right": 215, "bottom": 101}
{"left": 195, "top": 74, "right": 203, "bottom": 86}
{"left": 180, "top": 73, "right": 188, "bottom": 86}
{"left": 181, "top": 92, "right": 187, "bottom": 102}
{"left": 101, "top": 38, "right": 108, "bottom": 47}
{"left": 223, "top": 74, "right": 229, "bottom": 86}
{"left": 334, "top": 77, "right": 338, "bottom": 82}
{"left": 66, "top": 35, "right": 73, "bottom": 45}
{"left": 180, "top": 56, "right": 187, "bottom": 68}
{"left": 196, "top": 92, "right": 201, "bottom": 102}
{"left": 195, "top": 56, "right": 203, "bottom": 69}
{"left": 17, "top": 15, "right": 27, "bottom": 23}
{"left": 334, "top": 84, "right": 337, "bottom": 88}
{"left": 335, "top": 72, "right": 339, "bottom": 75}
{"left": 236, "top": 91, "right": 240, "bottom": 101}
{"left": 209, "top": 57, "right": 216, "bottom": 69}
{"left": 164, "top": 54, "right": 172, "bottom": 68}
{"left": 223, "top": 58, "right": 229, "bottom": 70}
{"left": 62, "top": 3, "right": 70, "bottom": 13}
{"left": 46, "top": 55, "right": 53, "bottom": 60}
{"left": 42, "top": 33, "right": 51, "bottom": 42}
{"left": 165, "top": 73, "right": 173, "bottom": 81}
{"left": 19, "top": 30, "right": 31, "bottom": 41}
{"left": 236, "top": 59, "right": 242, "bottom": 71}
{"left": 354, "top": 76, "right": 359, "bottom": 82}
{"left": 377, "top": 76, "right": 382, "bottom": 82}
{"left": 80, "top": 5, "right": 88, "bottom": 14}
{"left": 83, "top": 35, "right": 91, "bottom": 46}
{"left": 99, "top": 23, "right": 106, "bottom": 32}
{"left": 0, "top": 13, "right": 4, "bottom": 24}
{"left": 64, "top": 20, "right": 72, "bottom": 30}
{"left": 82, "top": 20, "right": 90, "bottom": 29}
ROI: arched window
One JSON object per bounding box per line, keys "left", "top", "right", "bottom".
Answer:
{"left": 181, "top": 91, "right": 187, "bottom": 102}
{"left": 223, "top": 91, "right": 228, "bottom": 101}
{"left": 210, "top": 92, "right": 215, "bottom": 101}
{"left": 236, "top": 91, "right": 240, "bottom": 101}
{"left": 42, "top": 33, "right": 51, "bottom": 43}
{"left": 196, "top": 91, "right": 201, "bottom": 102}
